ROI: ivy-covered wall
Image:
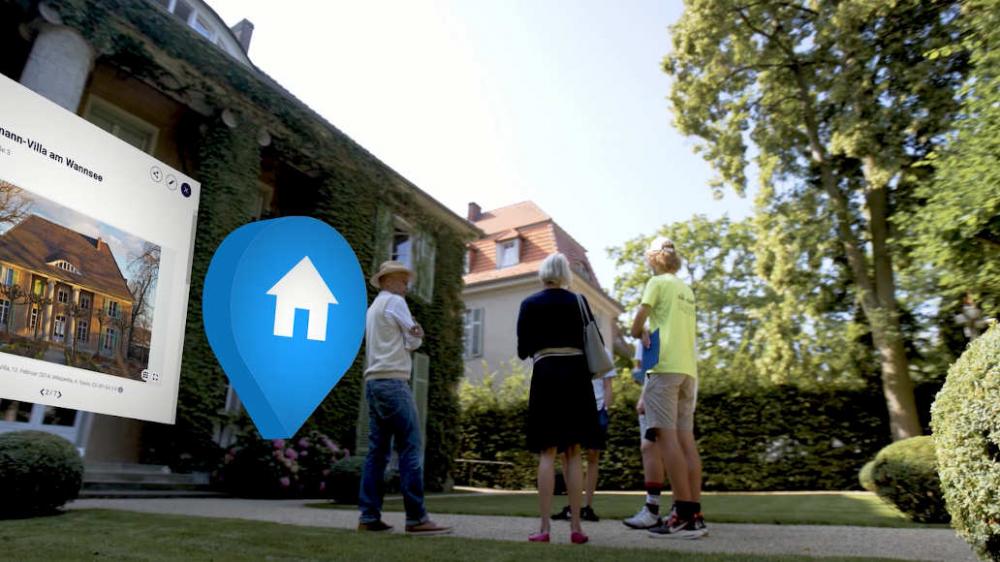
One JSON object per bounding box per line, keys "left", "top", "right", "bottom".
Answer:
{"left": 39, "top": 0, "right": 472, "bottom": 488}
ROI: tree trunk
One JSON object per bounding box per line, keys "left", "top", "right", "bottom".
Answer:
{"left": 793, "top": 66, "right": 922, "bottom": 440}
{"left": 864, "top": 157, "right": 921, "bottom": 439}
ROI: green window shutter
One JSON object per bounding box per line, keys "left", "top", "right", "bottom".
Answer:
{"left": 372, "top": 206, "right": 393, "bottom": 271}
{"left": 356, "top": 375, "right": 370, "bottom": 455}
{"left": 414, "top": 232, "right": 436, "bottom": 302}
{"left": 411, "top": 352, "right": 430, "bottom": 442}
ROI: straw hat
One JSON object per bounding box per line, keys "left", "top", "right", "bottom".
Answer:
{"left": 370, "top": 260, "right": 414, "bottom": 289}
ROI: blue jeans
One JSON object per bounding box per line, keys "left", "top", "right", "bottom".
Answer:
{"left": 358, "top": 378, "right": 428, "bottom": 526}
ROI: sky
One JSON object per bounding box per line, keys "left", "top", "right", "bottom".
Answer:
{"left": 207, "top": 0, "right": 755, "bottom": 292}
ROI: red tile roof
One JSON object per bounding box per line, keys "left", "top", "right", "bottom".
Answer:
{"left": 463, "top": 201, "right": 622, "bottom": 312}
{"left": 0, "top": 215, "right": 134, "bottom": 302}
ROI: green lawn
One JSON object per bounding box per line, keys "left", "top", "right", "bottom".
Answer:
{"left": 316, "top": 491, "right": 938, "bottom": 529}
{"left": 0, "top": 509, "right": 900, "bottom": 562}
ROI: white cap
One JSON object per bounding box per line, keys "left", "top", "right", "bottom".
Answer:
{"left": 646, "top": 236, "right": 675, "bottom": 254}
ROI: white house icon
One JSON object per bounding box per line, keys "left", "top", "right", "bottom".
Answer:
{"left": 266, "top": 256, "right": 338, "bottom": 341}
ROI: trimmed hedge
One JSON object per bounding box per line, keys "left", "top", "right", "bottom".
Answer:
{"left": 459, "top": 373, "right": 942, "bottom": 491}
{"left": 859, "top": 460, "right": 876, "bottom": 492}
{"left": 0, "top": 431, "right": 83, "bottom": 517}
{"left": 869, "top": 436, "right": 949, "bottom": 523}
{"left": 932, "top": 324, "right": 1000, "bottom": 561}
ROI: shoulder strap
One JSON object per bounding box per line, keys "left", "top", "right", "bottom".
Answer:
{"left": 576, "top": 293, "right": 592, "bottom": 324}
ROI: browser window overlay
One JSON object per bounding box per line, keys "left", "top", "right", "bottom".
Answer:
{"left": 0, "top": 75, "right": 199, "bottom": 424}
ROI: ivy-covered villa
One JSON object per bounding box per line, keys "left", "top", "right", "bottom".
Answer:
{"left": 0, "top": 0, "right": 479, "bottom": 491}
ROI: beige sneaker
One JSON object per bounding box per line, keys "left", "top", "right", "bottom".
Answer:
{"left": 405, "top": 520, "right": 452, "bottom": 536}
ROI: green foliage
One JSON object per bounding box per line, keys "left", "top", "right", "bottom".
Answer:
{"left": 859, "top": 460, "right": 876, "bottom": 492}
{"left": 869, "top": 436, "right": 949, "bottom": 524}
{"left": 0, "top": 430, "right": 83, "bottom": 517}
{"left": 457, "top": 370, "right": 941, "bottom": 491}
{"left": 609, "top": 215, "right": 872, "bottom": 393}
{"left": 908, "top": 0, "right": 1000, "bottom": 322}
{"left": 216, "top": 430, "right": 347, "bottom": 499}
{"left": 932, "top": 325, "right": 1000, "bottom": 561}
{"left": 664, "top": 0, "right": 971, "bottom": 439}
{"left": 325, "top": 455, "right": 401, "bottom": 505}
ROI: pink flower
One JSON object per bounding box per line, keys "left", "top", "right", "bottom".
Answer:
{"left": 279, "top": 476, "right": 290, "bottom": 488}
{"left": 298, "top": 438, "right": 311, "bottom": 448}
{"left": 273, "top": 439, "right": 285, "bottom": 450}
{"left": 284, "top": 448, "right": 298, "bottom": 460}
{"left": 300, "top": 450, "right": 308, "bottom": 458}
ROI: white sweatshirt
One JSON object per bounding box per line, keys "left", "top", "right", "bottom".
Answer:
{"left": 364, "top": 291, "right": 422, "bottom": 380}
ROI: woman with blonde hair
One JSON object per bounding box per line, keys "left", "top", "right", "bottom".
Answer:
{"left": 516, "top": 252, "right": 601, "bottom": 545}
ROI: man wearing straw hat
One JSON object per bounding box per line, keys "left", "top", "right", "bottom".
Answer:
{"left": 357, "top": 261, "right": 451, "bottom": 536}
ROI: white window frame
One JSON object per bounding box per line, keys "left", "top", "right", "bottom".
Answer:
{"left": 497, "top": 238, "right": 520, "bottom": 269}
{"left": 57, "top": 288, "right": 69, "bottom": 304}
{"left": 107, "top": 300, "right": 119, "bottom": 319}
{"left": 103, "top": 327, "right": 117, "bottom": 351}
{"left": 76, "top": 320, "right": 89, "bottom": 343}
{"left": 29, "top": 307, "right": 38, "bottom": 330}
{"left": 0, "top": 299, "right": 9, "bottom": 326}
{"left": 0, "top": 265, "right": 13, "bottom": 286}
{"left": 390, "top": 218, "right": 415, "bottom": 271}
{"left": 79, "top": 294, "right": 91, "bottom": 310}
{"left": 463, "top": 308, "right": 484, "bottom": 359}
{"left": 82, "top": 96, "right": 159, "bottom": 155}
{"left": 53, "top": 315, "right": 66, "bottom": 340}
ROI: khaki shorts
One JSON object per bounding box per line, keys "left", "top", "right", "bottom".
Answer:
{"left": 643, "top": 373, "right": 697, "bottom": 431}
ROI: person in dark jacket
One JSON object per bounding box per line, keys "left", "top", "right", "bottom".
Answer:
{"left": 516, "top": 252, "right": 601, "bottom": 545}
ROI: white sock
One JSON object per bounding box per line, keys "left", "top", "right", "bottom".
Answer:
{"left": 646, "top": 494, "right": 660, "bottom": 506}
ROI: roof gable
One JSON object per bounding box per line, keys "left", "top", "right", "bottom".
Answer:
{"left": 0, "top": 215, "right": 133, "bottom": 302}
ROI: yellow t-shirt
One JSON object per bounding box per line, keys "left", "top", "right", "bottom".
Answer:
{"left": 640, "top": 273, "right": 697, "bottom": 378}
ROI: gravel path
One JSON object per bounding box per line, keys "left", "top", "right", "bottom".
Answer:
{"left": 69, "top": 498, "right": 977, "bottom": 561}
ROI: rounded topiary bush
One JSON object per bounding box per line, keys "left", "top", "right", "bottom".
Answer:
{"left": 932, "top": 324, "right": 1000, "bottom": 561}
{"left": 870, "top": 435, "right": 949, "bottom": 523}
{"left": 0, "top": 430, "right": 83, "bottom": 517}
{"left": 859, "top": 460, "right": 877, "bottom": 492}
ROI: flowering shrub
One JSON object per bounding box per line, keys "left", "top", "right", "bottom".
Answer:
{"left": 216, "top": 430, "right": 348, "bottom": 498}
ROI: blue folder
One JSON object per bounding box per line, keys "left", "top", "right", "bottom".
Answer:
{"left": 641, "top": 329, "right": 660, "bottom": 372}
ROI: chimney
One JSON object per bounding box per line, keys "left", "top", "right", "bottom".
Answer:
{"left": 467, "top": 202, "right": 482, "bottom": 222}
{"left": 96, "top": 237, "right": 106, "bottom": 252}
{"left": 231, "top": 19, "right": 255, "bottom": 53}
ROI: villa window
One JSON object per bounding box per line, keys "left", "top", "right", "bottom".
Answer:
{"left": 54, "top": 315, "right": 66, "bottom": 340}
{"left": 83, "top": 97, "right": 158, "bottom": 154}
{"left": 103, "top": 328, "right": 117, "bottom": 351}
{"left": 50, "top": 260, "right": 80, "bottom": 274}
{"left": 76, "top": 320, "right": 89, "bottom": 343}
{"left": 106, "top": 301, "right": 119, "bottom": 319}
{"left": 79, "top": 294, "right": 91, "bottom": 310}
{"left": 497, "top": 239, "right": 520, "bottom": 269}
{"left": 0, "top": 299, "right": 9, "bottom": 326}
{"left": 29, "top": 307, "right": 38, "bottom": 330}
{"left": 463, "top": 308, "right": 484, "bottom": 359}
{"left": 375, "top": 208, "right": 436, "bottom": 302}
{"left": 57, "top": 289, "right": 69, "bottom": 304}
{"left": 391, "top": 227, "right": 413, "bottom": 270}
{"left": 0, "top": 265, "right": 13, "bottom": 286}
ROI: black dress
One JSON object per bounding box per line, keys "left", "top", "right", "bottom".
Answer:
{"left": 517, "top": 288, "right": 600, "bottom": 453}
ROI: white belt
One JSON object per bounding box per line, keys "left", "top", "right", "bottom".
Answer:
{"left": 532, "top": 347, "right": 583, "bottom": 362}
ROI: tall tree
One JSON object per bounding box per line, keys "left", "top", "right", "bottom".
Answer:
{"left": 126, "top": 242, "right": 160, "bottom": 354}
{"left": 907, "top": 0, "right": 1000, "bottom": 319}
{"left": 665, "top": 0, "right": 968, "bottom": 439}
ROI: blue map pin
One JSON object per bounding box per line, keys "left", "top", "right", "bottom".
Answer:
{"left": 203, "top": 216, "right": 367, "bottom": 438}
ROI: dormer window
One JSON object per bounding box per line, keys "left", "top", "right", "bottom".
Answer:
{"left": 497, "top": 239, "right": 520, "bottom": 269}
{"left": 149, "top": 0, "right": 252, "bottom": 64}
{"left": 49, "top": 260, "right": 81, "bottom": 275}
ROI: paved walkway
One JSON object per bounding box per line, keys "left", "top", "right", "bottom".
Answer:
{"left": 69, "top": 498, "right": 977, "bottom": 561}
